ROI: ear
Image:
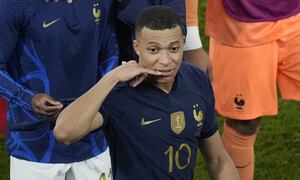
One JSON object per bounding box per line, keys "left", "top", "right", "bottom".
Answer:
{"left": 182, "top": 35, "right": 186, "bottom": 44}
{"left": 133, "top": 40, "right": 141, "bottom": 56}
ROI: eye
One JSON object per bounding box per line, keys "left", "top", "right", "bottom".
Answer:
{"left": 170, "top": 46, "right": 179, "bottom": 53}
{"left": 147, "top": 47, "right": 159, "bottom": 54}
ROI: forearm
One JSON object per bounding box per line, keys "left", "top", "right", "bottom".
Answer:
{"left": 0, "top": 70, "right": 34, "bottom": 111}
{"left": 200, "top": 132, "right": 240, "bottom": 180}
{"left": 184, "top": 48, "right": 208, "bottom": 66}
{"left": 54, "top": 71, "right": 119, "bottom": 144}
{"left": 205, "top": 154, "right": 240, "bottom": 180}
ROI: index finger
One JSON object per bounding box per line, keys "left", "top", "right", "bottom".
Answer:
{"left": 140, "top": 68, "right": 162, "bottom": 76}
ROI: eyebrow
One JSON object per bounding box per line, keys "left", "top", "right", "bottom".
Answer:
{"left": 147, "top": 40, "right": 180, "bottom": 45}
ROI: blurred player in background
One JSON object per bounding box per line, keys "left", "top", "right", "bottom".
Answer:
{"left": 206, "top": 1, "right": 300, "bottom": 179}
{"left": 0, "top": 0, "right": 118, "bottom": 179}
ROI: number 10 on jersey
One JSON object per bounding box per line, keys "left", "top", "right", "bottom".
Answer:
{"left": 164, "top": 143, "right": 192, "bottom": 173}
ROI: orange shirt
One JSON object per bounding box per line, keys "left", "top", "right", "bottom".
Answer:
{"left": 205, "top": 0, "right": 300, "bottom": 47}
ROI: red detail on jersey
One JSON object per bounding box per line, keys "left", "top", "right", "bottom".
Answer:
{"left": 0, "top": 97, "right": 7, "bottom": 137}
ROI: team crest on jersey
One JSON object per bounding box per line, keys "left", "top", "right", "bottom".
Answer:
{"left": 171, "top": 111, "right": 185, "bottom": 135}
{"left": 193, "top": 104, "right": 203, "bottom": 127}
{"left": 93, "top": 3, "right": 101, "bottom": 25}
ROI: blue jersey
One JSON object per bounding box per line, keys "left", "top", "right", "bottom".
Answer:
{"left": 0, "top": 0, "right": 118, "bottom": 163}
{"left": 100, "top": 62, "right": 218, "bottom": 180}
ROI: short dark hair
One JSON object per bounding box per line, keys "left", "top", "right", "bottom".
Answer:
{"left": 135, "top": 6, "right": 184, "bottom": 37}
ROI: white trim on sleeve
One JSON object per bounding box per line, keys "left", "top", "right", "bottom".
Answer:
{"left": 184, "top": 26, "right": 203, "bottom": 51}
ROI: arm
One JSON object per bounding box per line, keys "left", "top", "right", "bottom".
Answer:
{"left": 0, "top": 1, "right": 34, "bottom": 111}
{"left": 198, "top": 131, "right": 240, "bottom": 180}
{"left": 54, "top": 61, "right": 161, "bottom": 144}
{"left": 183, "top": 0, "right": 212, "bottom": 80}
{"left": 0, "top": 2, "right": 62, "bottom": 120}
{"left": 98, "top": 2, "right": 119, "bottom": 78}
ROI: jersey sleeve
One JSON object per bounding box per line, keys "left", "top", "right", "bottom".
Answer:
{"left": 200, "top": 75, "right": 218, "bottom": 139}
{"left": 98, "top": 1, "right": 119, "bottom": 78}
{"left": 0, "top": 0, "right": 35, "bottom": 111}
{"left": 184, "top": 0, "right": 202, "bottom": 50}
{"left": 99, "top": 87, "right": 124, "bottom": 130}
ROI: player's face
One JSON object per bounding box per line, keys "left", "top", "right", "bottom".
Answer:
{"left": 134, "top": 26, "right": 185, "bottom": 91}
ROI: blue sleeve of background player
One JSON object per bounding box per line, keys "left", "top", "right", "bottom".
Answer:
{"left": 159, "top": 0, "right": 186, "bottom": 34}
{"left": 200, "top": 75, "right": 218, "bottom": 139}
{"left": 98, "top": 2, "right": 120, "bottom": 78}
{"left": 117, "top": 0, "right": 186, "bottom": 34}
{"left": 0, "top": 1, "right": 35, "bottom": 111}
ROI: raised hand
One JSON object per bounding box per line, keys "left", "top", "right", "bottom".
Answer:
{"left": 114, "top": 61, "right": 161, "bottom": 87}
{"left": 31, "top": 93, "right": 63, "bottom": 117}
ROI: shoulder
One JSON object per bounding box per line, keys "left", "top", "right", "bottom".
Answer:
{"left": 0, "top": 0, "right": 39, "bottom": 23}
{"left": 179, "top": 61, "right": 209, "bottom": 81}
{"left": 178, "top": 61, "right": 212, "bottom": 93}
{"left": 106, "top": 82, "right": 131, "bottom": 100}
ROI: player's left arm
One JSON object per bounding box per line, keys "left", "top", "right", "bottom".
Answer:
{"left": 198, "top": 131, "right": 240, "bottom": 180}
{"left": 197, "top": 75, "right": 239, "bottom": 179}
{"left": 183, "top": 0, "right": 212, "bottom": 80}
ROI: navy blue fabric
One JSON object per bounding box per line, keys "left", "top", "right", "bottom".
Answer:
{"left": 0, "top": 0, "right": 118, "bottom": 163}
{"left": 100, "top": 62, "right": 218, "bottom": 180}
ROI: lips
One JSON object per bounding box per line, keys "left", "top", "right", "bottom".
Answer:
{"left": 157, "top": 69, "right": 174, "bottom": 76}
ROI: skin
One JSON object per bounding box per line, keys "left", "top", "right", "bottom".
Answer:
{"left": 226, "top": 118, "right": 260, "bottom": 135}
{"left": 54, "top": 25, "right": 240, "bottom": 180}
{"left": 31, "top": 93, "right": 63, "bottom": 118}
{"left": 133, "top": 26, "right": 184, "bottom": 93}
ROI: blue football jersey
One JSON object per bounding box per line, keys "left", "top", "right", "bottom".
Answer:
{"left": 0, "top": 0, "right": 118, "bottom": 163}
{"left": 100, "top": 62, "right": 218, "bottom": 180}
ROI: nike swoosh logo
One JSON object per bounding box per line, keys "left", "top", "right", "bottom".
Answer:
{"left": 43, "top": 18, "right": 61, "bottom": 28}
{"left": 141, "top": 118, "right": 161, "bottom": 126}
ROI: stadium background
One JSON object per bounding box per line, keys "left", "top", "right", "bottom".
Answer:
{"left": 0, "top": 1, "right": 299, "bottom": 179}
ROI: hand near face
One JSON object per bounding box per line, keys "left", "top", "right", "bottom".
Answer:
{"left": 115, "top": 61, "right": 161, "bottom": 87}
{"left": 31, "top": 93, "right": 63, "bottom": 117}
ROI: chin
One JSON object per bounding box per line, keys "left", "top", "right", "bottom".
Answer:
{"left": 156, "top": 76, "right": 174, "bottom": 84}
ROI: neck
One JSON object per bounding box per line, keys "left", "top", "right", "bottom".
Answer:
{"left": 147, "top": 78, "right": 175, "bottom": 94}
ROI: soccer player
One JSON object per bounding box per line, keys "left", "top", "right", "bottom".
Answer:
{"left": 54, "top": 6, "right": 240, "bottom": 180}
{"left": 114, "top": 0, "right": 212, "bottom": 79}
{"left": 0, "top": 0, "right": 118, "bottom": 179}
{"left": 48, "top": 0, "right": 212, "bottom": 79}
{"left": 205, "top": 1, "right": 300, "bottom": 180}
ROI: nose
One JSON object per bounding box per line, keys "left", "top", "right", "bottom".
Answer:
{"left": 159, "top": 50, "right": 171, "bottom": 66}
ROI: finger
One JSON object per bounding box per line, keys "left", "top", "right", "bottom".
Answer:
{"left": 121, "top": 61, "right": 127, "bottom": 65}
{"left": 127, "top": 60, "right": 137, "bottom": 65}
{"left": 53, "top": 0, "right": 59, "bottom": 3}
{"left": 45, "top": 99, "right": 63, "bottom": 106}
{"left": 67, "top": 0, "right": 73, "bottom": 4}
{"left": 141, "top": 68, "right": 162, "bottom": 76}
{"left": 44, "top": 0, "right": 50, "bottom": 2}
{"left": 130, "top": 74, "right": 147, "bottom": 87}
{"left": 38, "top": 100, "right": 62, "bottom": 112}
{"left": 37, "top": 109, "right": 58, "bottom": 116}
{"left": 33, "top": 107, "right": 56, "bottom": 116}
{"left": 43, "top": 104, "right": 63, "bottom": 113}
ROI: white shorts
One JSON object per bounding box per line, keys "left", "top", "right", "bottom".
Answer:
{"left": 10, "top": 147, "right": 111, "bottom": 180}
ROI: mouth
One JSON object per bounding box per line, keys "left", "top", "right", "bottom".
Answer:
{"left": 156, "top": 69, "right": 174, "bottom": 77}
